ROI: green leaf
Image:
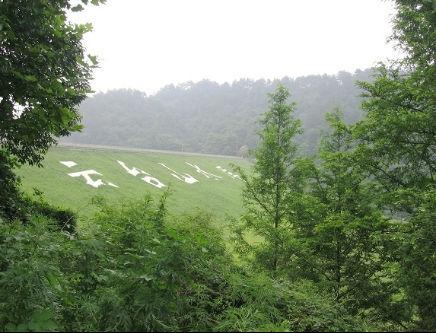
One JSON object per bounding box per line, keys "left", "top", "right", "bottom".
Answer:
{"left": 70, "top": 124, "right": 84, "bottom": 132}
{"left": 46, "top": 273, "right": 62, "bottom": 292}
{"left": 28, "top": 310, "right": 58, "bottom": 332}
{"left": 138, "top": 274, "right": 153, "bottom": 281}
{"left": 88, "top": 54, "right": 98, "bottom": 65}
{"left": 24, "top": 75, "right": 37, "bottom": 82}
{"left": 71, "top": 4, "right": 84, "bottom": 12}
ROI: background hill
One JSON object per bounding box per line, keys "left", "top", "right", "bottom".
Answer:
{"left": 62, "top": 69, "right": 373, "bottom": 156}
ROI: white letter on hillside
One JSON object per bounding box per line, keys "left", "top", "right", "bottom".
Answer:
{"left": 68, "top": 170, "right": 105, "bottom": 188}
{"left": 117, "top": 160, "right": 143, "bottom": 176}
{"left": 60, "top": 161, "right": 77, "bottom": 168}
{"left": 186, "top": 162, "right": 222, "bottom": 180}
{"left": 141, "top": 174, "right": 166, "bottom": 189}
{"left": 216, "top": 166, "right": 241, "bottom": 180}
{"left": 158, "top": 163, "right": 198, "bottom": 184}
{"left": 117, "top": 160, "right": 166, "bottom": 189}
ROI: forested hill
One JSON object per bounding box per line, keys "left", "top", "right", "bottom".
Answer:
{"left": 63, "top": 69, "right": 373, "bottom": 156}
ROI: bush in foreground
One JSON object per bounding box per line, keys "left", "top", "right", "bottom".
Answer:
{"left": 1, "top": 197, "right": 376, "bottom": 331}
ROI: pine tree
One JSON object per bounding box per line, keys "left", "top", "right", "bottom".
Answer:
{"left": 233, "top": 85, "right": 304, "bottom": 273}
{"left": 292, "top": 111, "right": 399, "bottom": 320}
{"left": 352, "top": 1, "right": 435, "bottom": 329}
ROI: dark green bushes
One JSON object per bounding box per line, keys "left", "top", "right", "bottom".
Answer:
{"left": 0, "top": 216, "right": 67, "bottom": 331}
{"left": 0, "top": 197, "right": 371, "bottom": 332}
{"left": 0, "top": 150, "right": 25, "bottom": 221}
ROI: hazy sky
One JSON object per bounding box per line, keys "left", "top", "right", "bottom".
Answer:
{"left": 71, "top": 0, "right": 398, "bottom": 95}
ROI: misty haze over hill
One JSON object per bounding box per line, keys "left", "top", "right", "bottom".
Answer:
{"left": 63, "top": 69, "right": 374, "bottom": 156}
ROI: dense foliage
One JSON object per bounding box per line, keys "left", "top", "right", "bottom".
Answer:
{"left": 233, "top": 0, "right": 435, "bottom": 330}
{"left": 233, "top": 88, "right": 406, "bottom": 329}
{"left": 292, "top": 112, "right": 400, "bottom": 322}
{"left": 351, "top": 0, "right": 436, "bottom": 328}
{"left": 63, "top": 69, "right": 373, "bottom": 156}
{"left": 0, "top": 198, "right": 369, "bottom": 332}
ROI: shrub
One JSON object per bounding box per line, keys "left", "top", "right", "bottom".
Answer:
{"left": 0, "top": 196, "right": 379, "bottom": 331}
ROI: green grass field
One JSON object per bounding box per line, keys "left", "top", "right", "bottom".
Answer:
{"left": 16, "top": 146, "right": 249, "bottom": 224}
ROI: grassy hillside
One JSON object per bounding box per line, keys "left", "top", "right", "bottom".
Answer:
{"left": 16, "top": 146, "right": 248, "bottom": 223}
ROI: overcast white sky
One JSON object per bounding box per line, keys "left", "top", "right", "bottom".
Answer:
{"left": 71, "top": 0, "right": 398, "bottom": 95}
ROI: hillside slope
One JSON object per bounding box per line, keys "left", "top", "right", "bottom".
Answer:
{"left": 17, "top": 146, "right": 248, "bottom": 222}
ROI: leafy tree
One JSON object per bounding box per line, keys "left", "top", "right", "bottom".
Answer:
{"left": 0, "top": 0, "right": 104, "bottom": 166}
{"left": 0, "top": 0, "right": 104, "bottom": 219}
{"left": 352, "top": 0, "right": 435, "bottom": 329}
{"left": 291, "top": 111, "right": 401, "bottom": 323}
{"left": 234, "top": 85, "right": 304, "bottom": 273}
